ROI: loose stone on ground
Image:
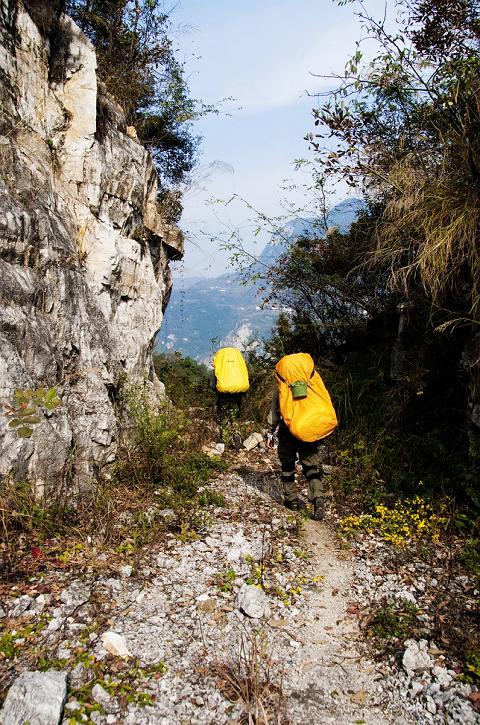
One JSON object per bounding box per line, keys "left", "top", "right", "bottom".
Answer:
{"left": 1, "top": 670, "right": 67, "bottom": 725}
{"left": 0, "top": 453, "right": 478, "bottom": 724}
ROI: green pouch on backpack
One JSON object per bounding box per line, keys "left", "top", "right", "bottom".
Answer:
{"left": 290, "top": 380, "right": 308, "bottom": 399}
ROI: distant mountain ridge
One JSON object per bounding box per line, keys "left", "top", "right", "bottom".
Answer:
{"left": 155, "top": 199, "right": 364, "bottom": 362}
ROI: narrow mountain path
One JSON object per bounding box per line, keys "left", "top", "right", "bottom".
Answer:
{"left": 1, "top": 448, "right": 477, "bottom": 724}
{"left": 286, "top": 517, "right": 407, "bottom": 724}
{"left": 100, "top": 461, "right": 412, "bottom": 725}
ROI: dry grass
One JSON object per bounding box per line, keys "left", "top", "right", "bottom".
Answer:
{"left": 210, "top": 629, "right": 289, "bottom": 725}
{"left": 0, "top": 474, "right": 166, "bottom": 580}
{"left": 371, "top": 151, "right": 480, "bottom": 322}
{"left": 0, "top": 391, "right": 225, "bottom": 581}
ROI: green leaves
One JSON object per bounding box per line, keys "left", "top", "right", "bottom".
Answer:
{"left": 3, "top": 387, "right": 61, "bottom": 439}
{"left": 17, "top": 426, "right": 35, "bottom": 439}
{"left": 66, "top": 0, "right": 201, "bottom": 188}
{"left": 44, "top": 388, "right": 62, "bottom": 411}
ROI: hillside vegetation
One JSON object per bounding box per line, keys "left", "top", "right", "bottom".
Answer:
{"left": 256, "top": 0, "right": 480, "bottom": 510}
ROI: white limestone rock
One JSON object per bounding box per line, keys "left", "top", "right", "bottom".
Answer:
{"left": 0, "top": 2, "right": 183, "bottom": 489}
{"left": 394, "top": 590, "right": 417, "bottom": 606}
{"left": 243, "top": 432, "right": 264, "bottom": 451}
{"left": 60, "top": 580, "right": 91, "bottom": 609}
{"left": 0, "top": 670, "right": 67, "bottom": 725}
{"left": 92, "top": 683, "right": 112, "bottom": 706}
{"left": 101, "top": 630, "right": 131, "bottom": 658}
{"left": 202, "top": 442, "right": 225, "bottom": 457}
{"left": 236, "top": 583, "right": 271, "bottom": 619}
{"left": 402, "top": 639, "right": 433, "bottom": 675}
{"left": 432, "top": 665, "right": 453, "bottom": 688}
{"left": 10, "top": 594, "right": 34, "bottom": 617}
{"left": 69, "top": 662, "right": 90, "bottom": 689}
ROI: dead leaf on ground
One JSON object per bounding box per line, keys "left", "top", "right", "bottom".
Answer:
{"left": 350, "top": 690, "right": 368, "bottom": 705}
{"left": 469, "top": 692, "right": 480, "bottom": 708}
{"left": 268, "top": 618, "right": 289, "bottom": 629}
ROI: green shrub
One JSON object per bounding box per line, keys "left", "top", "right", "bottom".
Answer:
{"left": 116, "top": 384, "right": 224, "bottom": 518}
{"left": 153, "top": 352, "right": 214, "bottom": 412}
{"left": 368, "top": 602, "right": 421, "bottom": 650}
{"left": 66, "top": 0, "right": 202, "bottom": 188}
{"left": 3, "top": 387, "right": 61, "bottom": 438}
{"left": 464, "top": 651, "right": 480, "bottom": 683}
{"left": 457, "top": 538, "right": 480, "bottom": 576}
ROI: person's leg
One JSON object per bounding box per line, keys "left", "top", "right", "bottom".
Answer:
{"left": 230, "top": 394, "right": 243, "bottom": 449}
{"left": 299, "top": 442, "right": 325, "bottom": 520}
{"left": 217, "top": 394, "right": 241, "bottom": 447}
{"left": 235, "top": 393, "right": 244, "bottom": 418}
{"left": 277, "top": 422, "right": 299, "bottom": 507}
{"left": 217, "top": 393, "right": 230, "bottom": 443}
{"left": 216, "top": 392, "right": 228, "bottom": 418}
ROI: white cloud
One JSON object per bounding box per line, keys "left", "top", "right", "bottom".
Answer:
{"left": 171, "top": 0, "right": 390, "bottom": 276}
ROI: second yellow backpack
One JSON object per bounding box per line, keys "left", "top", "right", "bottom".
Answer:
{"left": 275, "top": 353, "right": 338, "bottom": 442}
{"left": 213, "top": 347, "right": 250, "bottom": 394}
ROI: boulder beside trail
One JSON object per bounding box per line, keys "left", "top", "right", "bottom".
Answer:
{"left": 0, "top": 670, "right": 67, "bottom": 725}
{"left": 243, "top": 432, "right": 264, "bottom": 451}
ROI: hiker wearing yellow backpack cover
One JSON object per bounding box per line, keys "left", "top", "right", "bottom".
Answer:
{"left": 269, "top": 353, "right": 338, "bottom": 521}
{"left": 210, "top": 347, "right": 250, "bottom": 447}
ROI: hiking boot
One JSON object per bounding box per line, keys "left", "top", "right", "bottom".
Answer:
{"left": 232, "top": 433, "right": 243, "bottom": 450}
{"left": 312, "top": 497, "right": 325, "bottom": 521}
{"left": 284, "top": 498, "right": 300, "bottom": 511}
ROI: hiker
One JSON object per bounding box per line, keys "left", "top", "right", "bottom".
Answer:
{"left": 268, "top": 352, "right": 338, "bottom": 521}
{"left": 210, "top": 347, "right": 249, "bottom": 446}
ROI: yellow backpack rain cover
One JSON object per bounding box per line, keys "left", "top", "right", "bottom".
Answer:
{"left": 213, "top": 347, "right": 250, "bottom": 393}
{"left": 275, "top": 353, "right": 338, "bottom": 442}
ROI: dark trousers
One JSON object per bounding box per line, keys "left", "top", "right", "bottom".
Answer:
{"left": 277, "top": 421, "right": 324, "bottom": 502}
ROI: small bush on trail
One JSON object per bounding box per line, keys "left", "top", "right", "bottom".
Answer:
{"left": 209, "top": 629, "right": 287, "bottom": 725}
{"left": 367, "top": 601, "right": 422, "bottom": 653}
{"left": 115, "top": 383, "right": 225, "bottom": 516}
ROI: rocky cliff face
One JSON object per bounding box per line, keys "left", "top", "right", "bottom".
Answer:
{"left": 0, "top": 1, "right": 183, "bottom": 491}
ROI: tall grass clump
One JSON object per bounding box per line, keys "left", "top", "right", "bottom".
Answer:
{"left": 373, "top": 155, "right": 480, "bottom": 317}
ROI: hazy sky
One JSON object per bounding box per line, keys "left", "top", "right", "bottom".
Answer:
{"left": 169, "top": 0, "right": 387, "bottom": 277}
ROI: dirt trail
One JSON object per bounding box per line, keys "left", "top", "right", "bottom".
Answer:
{"left": 4, "top": 451, "right": 471, "bottom": 725}
{"left": 289, "top": 518, "right": 411, "bottom": 723}
{"left": 104, "top": 458, "right": 414, "bottom": 724}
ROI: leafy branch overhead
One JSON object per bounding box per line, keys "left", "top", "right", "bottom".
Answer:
{"left": 311, "top": 0, "right": 480, "bottom": 317}
{"left": 3, "top": 388, "right": 61, "bottom": 438}
{"left": 254, "top": 0, "right": 480, "bottom": 499}
{"left": 65, "top": 0, "right": 219, "bottom": 190}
